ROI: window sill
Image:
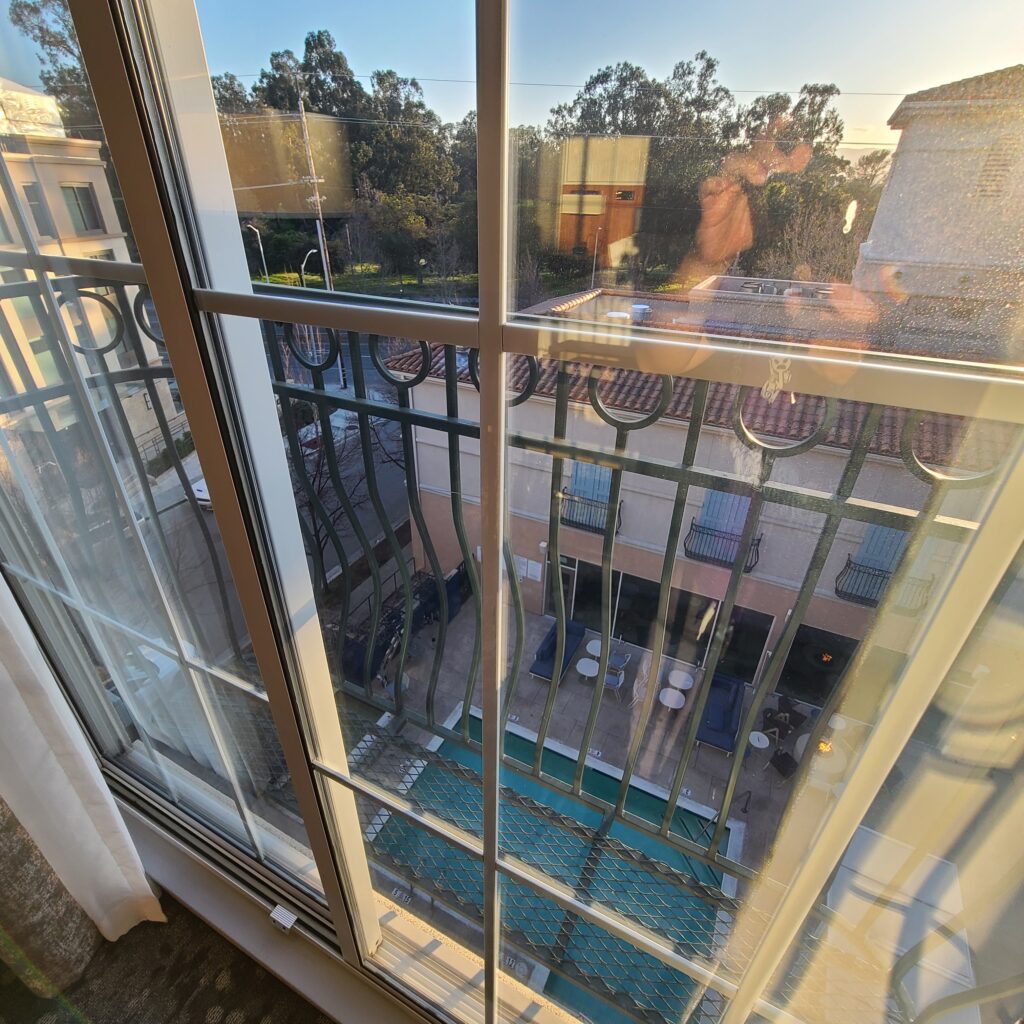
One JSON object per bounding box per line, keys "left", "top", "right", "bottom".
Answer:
{"left": 119, "top": 800, "right": 430, "bottom": 1024}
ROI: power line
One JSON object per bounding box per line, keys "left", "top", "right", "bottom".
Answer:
{"left": 224, "top": 69, "right": 908, "bottom": 97}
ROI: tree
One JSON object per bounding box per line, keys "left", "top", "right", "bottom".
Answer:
{"left": 211, "top": 72, "right": 256, "bottom": 114}
{"left": 9, "top": 0, "right": 94, "bottom": 134}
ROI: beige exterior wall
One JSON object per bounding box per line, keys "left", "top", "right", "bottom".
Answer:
{"left": 0, "top": 129, "right": 181, "bottom": 460}
{"left": 408, "top": 376, "right": 973, "bottom": 666}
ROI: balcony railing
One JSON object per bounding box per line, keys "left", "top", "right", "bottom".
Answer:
{"left": 683, "top": 519, "right": 761, "bottom": 572}
{"left": 559, "top": 490, "right": 621, "bottom": 534}
{"left": 835, "top": 555, "right": 934, "bottom": 613}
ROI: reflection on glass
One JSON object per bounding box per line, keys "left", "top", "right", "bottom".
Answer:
{"left": 189, "top": 1, "right": 477, "bottom": 306}
{"left": 760, "top": 552, "right": 1024, "bottom": 1024}
{"left": 0, "top": 0, "right": 319, "bottom": 895}
{"left": 509, "top": 5, "right": 1024, "bottom": 367}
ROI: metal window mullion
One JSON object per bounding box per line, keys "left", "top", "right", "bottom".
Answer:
{"left": 72, "top": 0, "right": 380, "bottom": 961}
{"left": 719, "top": 434, "right": 1024, "bottom": 1024}
{"left": 193, "top": 287, "right": 478, "bottom": 349}
{"left": 475, "top": 1, "right": 509, "bottom": 1021}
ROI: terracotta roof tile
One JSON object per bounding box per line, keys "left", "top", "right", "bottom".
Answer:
{"left": 385, "top": 346, "right": 1015, "bottom": 472}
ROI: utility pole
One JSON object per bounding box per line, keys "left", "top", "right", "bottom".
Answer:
{"left": 297, "top": 92, "right": 334, "bottom": 290}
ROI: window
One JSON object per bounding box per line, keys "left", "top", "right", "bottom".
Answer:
{"left": 22, "top": 183, "right": 55, "bottom": 238}
{"left": 1, "top": 4, "right": 1024, "bottom": 1024}
{"left": 62, "top": 184, "right": 104, "bottom": 233}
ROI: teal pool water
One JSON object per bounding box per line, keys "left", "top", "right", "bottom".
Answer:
{"left": 368, "top": 717, "right": 726, "bottom": 1024}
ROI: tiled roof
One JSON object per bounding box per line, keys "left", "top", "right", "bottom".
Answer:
{"left": 386, "top": 346, "right": 1015, "bottom": 471}
{"left": 902, "top": 64, "right": 1024, "bottom": 105}
{"left": 891, "top": 65, "right": 1024, "bottom": 126}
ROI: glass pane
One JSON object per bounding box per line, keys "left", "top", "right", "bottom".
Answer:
{"left": 508, "top": 1, "right": 1024, "bottom": 368}
{"left": 499, "top": 875, "right": 730, "bottom": 1024}
{"left": 761, "top": 550, "right": 1024, "bottom": 1024}
{"left": 236, "top": 318, "right": 488, "bottom": 814}
{"left": 324, "top": 778, "right": 484, "bottom": 1023}
{"left": 499, "top": 352, "right": 1020, "bottom": 1021}
{"left": 0, "top": 0, "right": 320, "bottom": 894}
{"left": 157, "top": 0, "right": 477, "bottom": 306}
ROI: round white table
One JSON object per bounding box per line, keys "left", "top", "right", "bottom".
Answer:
{"left": 667, "top": 669, "right": 695, "bottom": 691}
{"left": 585, "top": 638, "right": 602, "bottom": 658}
{"left": 577, "top": 657, "right": 600, "bottom": 681}
{"left": 828, "top": 714, "right": 848, "bottom": 731}
{"left": 658, "top": 688, "right": 685, "bottom": 710}
{"left": 748, "top": 730, "right": 770, "bottom": 750}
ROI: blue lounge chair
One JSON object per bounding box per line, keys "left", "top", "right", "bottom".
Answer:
{"left": 529, "top": 619, "right": 586, "bottom": 681}
{"left": 696, "top": 672, "right": 746, "bottom": 754}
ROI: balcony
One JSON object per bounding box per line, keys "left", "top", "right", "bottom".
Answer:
{"left": 683, "top": 519, "right": 761, "bottom": 572}
{"left": 835, "top": 555, "right": 934, "bottom": 613}
{"left": 558, "top": 490, "right": 621, "bottom": 534}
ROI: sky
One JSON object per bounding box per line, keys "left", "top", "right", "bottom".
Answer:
{"left": 192, "top": 0, "right": 1024, "bottom": 151}
{"left": 1, "top": 0, "right": 1022, "bottom": 151}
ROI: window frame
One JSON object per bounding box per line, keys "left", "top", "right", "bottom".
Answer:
{"left": 61, "top": 181, "right": 105, "bottom": 234}
{"left": 47, "top": 3, "right": 1024, "bottom": 1024}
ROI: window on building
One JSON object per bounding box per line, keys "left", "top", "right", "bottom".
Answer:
{"left": 856, "top": 524, "right": 908, "bottom": 572}
{"left": 62, "top": 184, "right": 104, "bottom": 234}
{"left": 22, "top": 183, "right": 55, "bottom": 238}
{"left": 697, "top": 489, "right": 750, "bottom": 534}
{"left": 614, "top": 189, "right": 635, "bottom": 200}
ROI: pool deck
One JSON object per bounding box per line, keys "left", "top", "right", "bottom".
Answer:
{"left": 349, "top": 601, "right": 840, "bottom": 876}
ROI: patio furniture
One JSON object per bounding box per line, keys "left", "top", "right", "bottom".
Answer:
{"left": 529, "top": 618, "right": 586, "bottom": 682}
{"left": 748, "top": 730, "right": 770, "bottom": 750}
{"left": 586, "top": 638, "right": 632, "bottom": 673}
{"left": 761, "top": 707, "right": 793, "bottom": 742}
{"left": 604, "top": 668, "right": 627, "bottom": 701}
{"left": 769, "top": 749, "right": 799, "bottom": 781}
{"left": 658, "top": 687, "right": 685, "bottom": 710}
{"left": 585, "top": 638, "right": 602, "bottom": 657}
{"left": 576, "top": 657, "right": 600, "bottom": 681}
{"left": 777, "top": 695, "right": 809, "bottom": 731}
{"left": 667, "top": 668, "right": 695, "bottom": 691}
{"left": 695, "top": 673, "right": 745, "bottom": 754}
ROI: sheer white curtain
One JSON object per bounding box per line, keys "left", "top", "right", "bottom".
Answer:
{"left": 0, "top": 575, "right": 165, "bottom": 940}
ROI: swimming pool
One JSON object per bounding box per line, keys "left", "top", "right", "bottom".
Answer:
{"left": 367, "top": 716, "right": 730, "bottom": 1024}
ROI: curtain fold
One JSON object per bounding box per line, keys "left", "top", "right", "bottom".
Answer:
{"left": 0, "top": 575, "right": 165, "bottom": 940}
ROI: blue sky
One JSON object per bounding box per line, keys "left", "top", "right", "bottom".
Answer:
{"left": 1, "top": 0, "right": 1022, "bottom": 149}
{"left": 192, "top": 0, "right": 1024, "bottom": 149}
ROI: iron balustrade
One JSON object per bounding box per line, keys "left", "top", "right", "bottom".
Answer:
{"left": 835, "top": 554, "right": 935, "bottom": 613}
{"left": 559, "top": 489, "right": 621, "bottom": 534}
{"left": 0, "top": 266, "right": 1014, "bottom": 1024}
{"left": 683, "top": 519, "right": 762, "bottom": 572}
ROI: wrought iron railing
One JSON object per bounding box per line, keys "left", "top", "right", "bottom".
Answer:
{"left": 683, "top": 518, "right": 762, "bottom": 572}
{"left": 834, "top": 555, "right": 889, "bottom": 606}
{"left": 559, "top": 490, "right": 621, "bottom": 534}
{"left": 835, "top": 554, "right": 934, "bottom": 613}
{"left": 0, "top": 267, "right": 1011, "bottom": 1024}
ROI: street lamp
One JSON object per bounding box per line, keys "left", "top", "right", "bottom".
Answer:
{"left": 299, "top": 248, "right": 318, "bottom": 289}
{"left": 246, "top": 223, "right": 269, "bottom": 283}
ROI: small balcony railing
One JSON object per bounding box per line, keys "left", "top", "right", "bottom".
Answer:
{"left": 683, "top": 519, "right": 761, "bottom": 572}
{"left": 835, "top": 555, "right": 934, "bottom": 612}
{"left": 559, "top": 491, "right": 621, "bottom": 535}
